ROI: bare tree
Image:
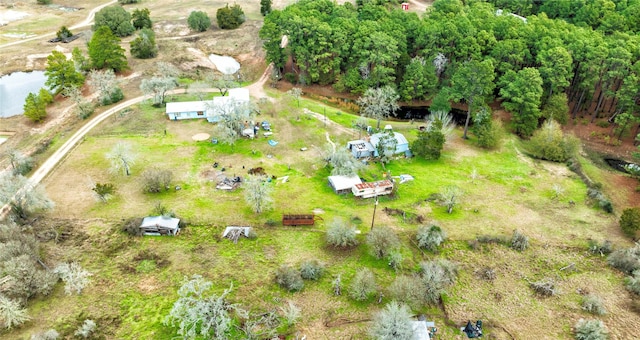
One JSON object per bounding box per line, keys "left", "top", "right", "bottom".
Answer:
{"left": 53, "top": 262, "right": 92, "bottom": 295}
{"left": 106, "top": 142, "right": 136, "bottom": 176}
{"left": 440, "top": 186, "right": 462, "bottom": 214}
{"left": 357, "top": 86, "right": 399, "bottom": 129}
{"left": 88, "top": 69, "right": 123, "bottom": 106}
{"left": 74, "top": 319, "right": 96, "bottom": 338}
{"left": 63, "top": 86, "right": 94, "bottom": 119}
{"left": 140, "top": 76, "right": 177, "bottom": 106}
{"left": 369, "top": 301, "right": 414, "bottom": 340}
{"left": 328, "top": 147, "right": 364, "bottom": 176}
{"left": 207, "top": 73, "right": 239, "bottom": 96}
{"left": 210, "top": 100, "right": 255, "bottom": 146}
{"left": 243, "top": 175, "right": 273, "bottom": 214}
{"left": 164, "top": 276, "right": 245, "bottom": 340}
{"left": 6, "top": 150, "right": 33, "bottom": 176}
{"left": 141, "top": 168, "right": 173, "bottom": 193}
{"left": 287, "top": 87, "right": 302, "bottom": 107}
{"left": 0, "top": 172, "right": 54, "bottom": 220}
{"left": 349, "top": 268, "right": 377, "bottom": 301}
{"left": 188, "top": 81, "right": 211, "bottom": 101}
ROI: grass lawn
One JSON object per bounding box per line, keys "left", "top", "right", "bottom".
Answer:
{"left": 10, "top": 92, "right": 639, "bottom": 339}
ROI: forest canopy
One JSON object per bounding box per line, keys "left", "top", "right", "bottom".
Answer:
{"left": 260, "top": 0, "right": 640, "bottom": 126}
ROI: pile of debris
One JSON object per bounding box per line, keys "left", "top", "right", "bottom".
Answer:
{"left": 216, "top": 176, "right": 241, "bottom": 190}
{"left": 222, "top": 226, "right": 252, "bottom": 243}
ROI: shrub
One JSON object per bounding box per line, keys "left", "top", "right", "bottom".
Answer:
{"left": 30, "top": 329, "right": 59, "bottom": 340}
{"left": 587, "top": 188, "right": 613, "bottom": 213}
{"left": 130, "top": 28, "right": 158, "bottom": 59}
{"left": 477, "top": 234, "right": 507, "bottom": 245}
{"left": 279, "top": 301, "right": 300, "bottom": 326}
{"left": 530, "top": 278, "right": 558, "bottom": 297}
{"left": 412, "top": 119, "right": 445, "bottom": 160}
{"left": 2, "top": 255, "right": 57, "bottom": 301}
{"left": 36, "top": 0, "right": 52, "bottom": 4}
{"left": 326, "top": 219, "right": 358, "bottom": 248}
{"left": 625, "top": 271, "right": 640, "bottom": 295}
{"left": 74, "top": 319, "right": 96, "bottom": 338}
{"left": 367, "top": 227, "right": 400, "bottom": 259}
{"left": 92, "top": 182, "right": 115, "bottom": 202}
{"left": 260, "top": 0, "right": 272, "bottom": 16}
{"left": 216, "top": 4, "right": 245, "bottom": 29}
{"left": 369, "top": 301, "right": 414, "bottom": 340}
{"left": 476, "top": 266, "right": 496, "bottom": 281}
{"left": 284, "top": 73, "right": 297, "bottom": 84}
{"left": 389, "top": 275, "right": 423, "bottom": 305}
{"left": 510, "top": 230, "right": 529, "bottom": 251}
{"left": 387, "top": 251, "right": 403, "bottom": 271}
{"left": 54, "top": 262, "right": 92, "bottom": 295}
{"left": 0, "top": 295, "right": 30, "bottom": 329}
{"left": 299, "top": 260, "right": 324, "bottom": 281}
{"left": 188, "top": 11, "right": 211, "bottom": 32}
{"left": 56, "top": 26, "right": 72, "bottom": 40}
{"left": 419, "top": 260, "right": 458, "bottom": 304}
{"left": 588, "top": 240, "right": 613, "bottom": 256}
{"left": 582, "top": 295, "right": 607, "bottom": 315}
{"left": 607, "top": 244, "right": 640, "bottom": 274}
{"left": 349, "top": 268, "right": 377, "bottom": 301}
{"left": 472, "top": 108, "right": 504, "bottom": 149}
{"left": 118, "top": 0, "right": 139, "bottom": 3}
{"left": 141, "top": 168, "right": 173, "bottom": 193}
{"left": 620, "top": 207, "right": 640, "bottom": 238}
{"left": 527, "top": 120, "right": 579, "bottom": 162}
{"left": 275, "top": 265, "right": 304, "bottom": 292}
{"left": 574, "top": 319, "right": 608, "bottom": 340}
{"left": 416, "top": 224, "right": 447, "bottom": 252}
{"left": 122, "top": 217, "right": 144, "bottom": 236}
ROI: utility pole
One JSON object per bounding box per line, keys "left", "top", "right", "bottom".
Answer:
{"left": 370, "top": 183, "right": 379, "bottom": 231}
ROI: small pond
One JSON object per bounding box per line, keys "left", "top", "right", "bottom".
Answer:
{"left": 397, "top": 106, "right": 468, "bottom": 125}
{"left": 0, "top": 71, "right": 47, "bottom": 118}
{"left": 208, "top": 54, "right": 241, "bottom": 75}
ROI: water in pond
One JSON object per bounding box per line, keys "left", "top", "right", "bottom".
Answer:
{"left": 208, "top": 54, "right": 241, "bottom": 75}
{"left": 396, "top": 106, "right": 468, "bottom": 125}
{"left": 605, "top": 158, "right": 640, "bottom": 174}
{"left": 0, "top": 71, "right": 47, "bottom": 118}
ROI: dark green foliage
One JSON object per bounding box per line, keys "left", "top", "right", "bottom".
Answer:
{"left": 349, "top": 268, "right": 377, "bottom": 301}
{"left": 587, "top": 188, "right": 613, "bottom": 214}
{"left": 118, "top": 0, "right": 139, "bottom": 4}
{"left": 299, "top": 260, "right": 324, "bottom": 280}
{"left": 526, "top": 121, "right": 579, "bottom": 162}
{"left": 100, "top": 87, "right": 124, "bottom": 106}
{"left": 56, "top": 26, "right": 72, "bottom": 40}
{"left": 416, "top": 224, "right": 447, "bottom": 252}
{"left": 131, "top": 28, "right": 158, "bottom": 59}
{"left": 45, "top": 49, "right": 85, "bottom": 93}
{"left": 620, "top": 207, "right": 640, "bottom": 238}
{"left": 216, "top": 4, "right": 245, "bottom": 29}
{"left": 187, "top": 11, "right": 211, "bottom": 32}
{"left": 472, "top": 108, "right": 504, "bottom": 149}
{"left": 36, "top": 0, "right": 51, "bottom": 4}
{"left": 132, "top": 8, "right": 152, "bottom": 30}
{"left": 500, "top": 68, "right": 544, "bottom": 138}
{"left": 582, "top": 295, "right": 607, "bottom": 315}
{"left": 92, "top": 182, "right": 115, "bottom": 202}
{"left": 366, "top": 227, "right": 400, "bottom": 259}
{"left": 88, "top": 26, "right": 128, "bottom": 72}
{"left": 23, "top": 90, "right": 48, "bottom": 122}
{"left": 510, "top": 230, "right": 529, "bottom": 251}
{"left": 411, "top": 120, "right": 445, "bottom": 160}
{"left": 574, "top": 319, "right": 608, "bottom": 340}
{"left": 607, "top": 244, "right": 640, "bottom": 274}
{"left": 542, "top": 93, "right": 570, "bottom": 125}
{"left": 260, "top": 0, "right": 272, "bottom": 16}
{"left": 93, "top": 5, "right": 135, "bottom": 37}
{"left": 275, "top": 265, "right": 304, "bottom": 291}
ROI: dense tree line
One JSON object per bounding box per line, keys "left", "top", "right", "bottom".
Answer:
{"left": 260, "top": 0, "right": 640, "bottom": 133}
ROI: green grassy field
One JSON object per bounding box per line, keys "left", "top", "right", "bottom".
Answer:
{"left": 8, "top": 92, "right": 639, "bottom": 339}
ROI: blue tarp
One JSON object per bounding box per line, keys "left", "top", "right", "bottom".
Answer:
{"left": 268, "top": 139, "right": 278, "bottom": 146}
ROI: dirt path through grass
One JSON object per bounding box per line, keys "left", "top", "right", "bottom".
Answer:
{"left": 0, "top": 0, "right": 117, "bottom": 49}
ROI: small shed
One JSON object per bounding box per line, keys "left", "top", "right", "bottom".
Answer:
{"left": 411, "top": 320, "right": 436, "bottom": 340}
{"left": 139, "top": 216, "right": 180, "bottom": 236}
{"left": 347, "top": 140, "right": 376, "bottom": 158}
{"left": 328, "top": 175, "right": 363, "bottom": 194}
{"left": 352, "top": 179, "right": 394, "bottom": 198}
